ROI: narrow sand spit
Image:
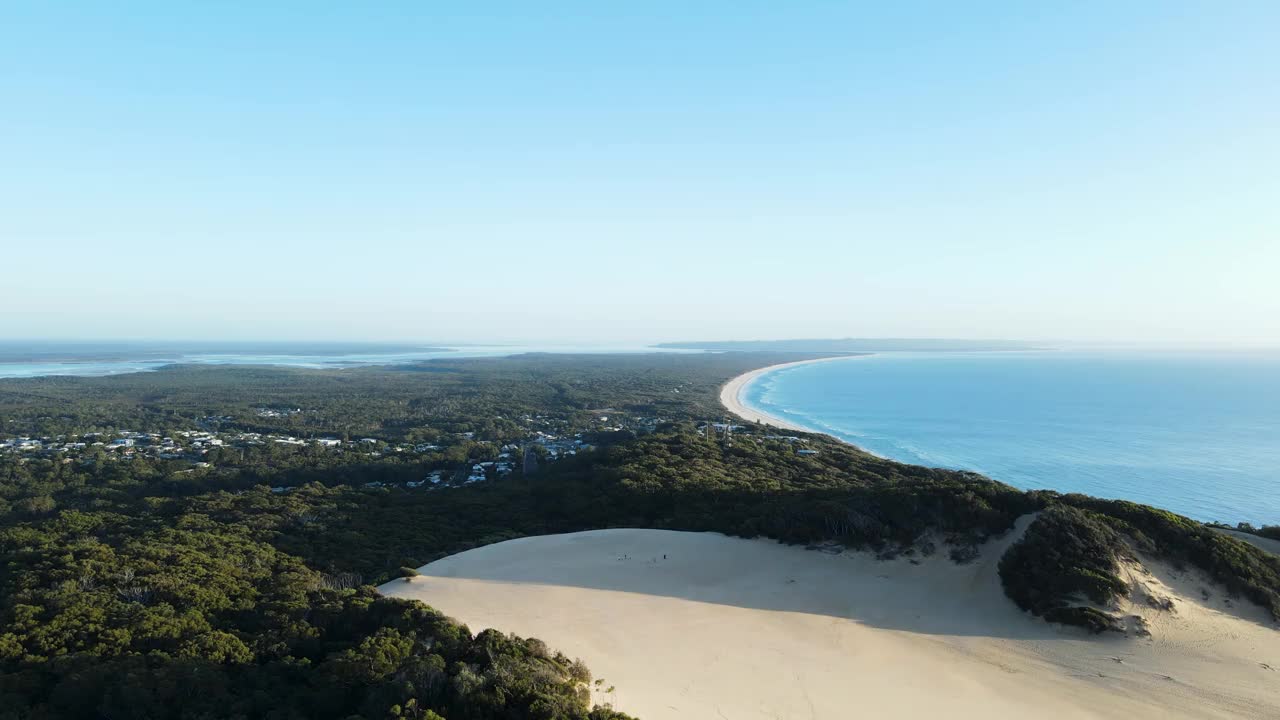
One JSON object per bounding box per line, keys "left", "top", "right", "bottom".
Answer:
{"left": 381, "top": 523, "right": 1280, "bottom": 720}
{"left": 717, "top": 356, "right": 859, "bottom": 431}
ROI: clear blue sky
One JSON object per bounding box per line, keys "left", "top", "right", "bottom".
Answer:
{"left": 2, "top": 2, "right": 1276, "bottom": 346}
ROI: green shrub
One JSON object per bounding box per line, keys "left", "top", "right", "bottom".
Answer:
{"left": 1061, "top": 496, "right": 1280, "bottom": 621}
{"left": 998, "top": 506, "right": 1129, "bottom": 632}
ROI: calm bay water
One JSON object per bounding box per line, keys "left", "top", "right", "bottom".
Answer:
{"left": 743, "top": 351, "right": 1280, "bottom": 525}
{"left": 0, "top": 342, "right": 693, "bottom": 379}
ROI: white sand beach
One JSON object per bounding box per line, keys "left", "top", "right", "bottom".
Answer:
{"left": 380, "top": 359, "right": 1280, "bottom": 719}
{"left": 381, "top": 525, "right": 1280, "bottom": 720}
{"left": 717, "top": 356, "right": 859, "bottom": 431}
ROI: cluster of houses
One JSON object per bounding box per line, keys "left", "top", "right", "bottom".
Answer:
{"left": 5, "top": 408, "right": 689, "bottom": 496}
{"left": 760, "top": 434, "right": 819, "bottom": 455}
{"left": 0, "top": 431, "right": 196, "bottom": 460}
{"left": 0, "top": 437, "right": 49, "bottom": 453}
{"left": 255, "top": 407, "right": 302, "bottom": 418}
{"left": 529, "top": 432, "right": 591, "bottom": 459}
{"left": 328, "top": 434, "right": 595, "bottom": 495}
{"left": 405, "top": 470, "right": 446, "bottom": 489}
{"left": 0, "top": 429, "right": 380, "bottom": 463}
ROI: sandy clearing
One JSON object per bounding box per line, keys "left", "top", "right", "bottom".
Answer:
{"left": 381, "top": 523, "right": 1280, "bottom": 720}
{"left": 717, "top": 356, "right": 862, "bottom": 431}
{"left": 1217, "top": 528, "right": 1280, "bottom": 556}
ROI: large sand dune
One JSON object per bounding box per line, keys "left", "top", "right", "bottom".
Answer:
{"left": 380, "top": 522, "right": 1280, "bottom": 719}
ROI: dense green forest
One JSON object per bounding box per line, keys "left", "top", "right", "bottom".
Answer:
{"left": 2, "top": 352, "right": 1278, "bottom": 718}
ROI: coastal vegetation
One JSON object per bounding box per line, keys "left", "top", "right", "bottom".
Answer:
{"left": 1214, "top": 521, "right": 1280, "bottom": 542}
{"left": 1062, "top": 496, "right": 1280, "bottom": 620}
{"left": 1, "top": 352, "right": 1277, "bottom": 716}
{"left": 997, "top": 506, "right": 1131, "bottom": 632}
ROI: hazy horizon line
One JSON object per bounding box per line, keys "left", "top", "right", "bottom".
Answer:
{"left": 1, "top": 337, "right": 1277, "bottom": 352}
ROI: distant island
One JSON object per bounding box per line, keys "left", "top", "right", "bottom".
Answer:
{"left": 657, "top": 338, "right": 1044, "bottom": 352}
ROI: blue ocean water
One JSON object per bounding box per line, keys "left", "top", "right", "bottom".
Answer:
{"left": 743, "top": 352, "right": 1280, "bottom": 525}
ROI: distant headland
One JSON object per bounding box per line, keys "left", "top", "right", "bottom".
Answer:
{"left": 657, "top": 338, "right": 1044, "bottom": 352}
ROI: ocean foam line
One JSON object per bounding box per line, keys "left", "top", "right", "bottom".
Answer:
{"left": 718, "top": 355, "right": 872, "bottom": 438}
{"left": 722, "top": 356, "right": 1014, "bottom": 470}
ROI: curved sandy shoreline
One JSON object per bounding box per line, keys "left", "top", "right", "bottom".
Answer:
{"left": 376, "top": 355, "right": 1280, "bottom": 719}
{"left": 718, "top": 355, "right": 865, "bottom": 432}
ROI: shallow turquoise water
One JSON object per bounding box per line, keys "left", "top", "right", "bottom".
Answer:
{"left": 743, "top": 351, "right": 1280, "bottom": 525}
